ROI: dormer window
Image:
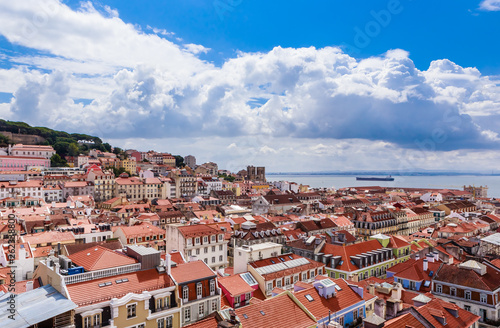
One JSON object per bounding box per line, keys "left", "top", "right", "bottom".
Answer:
{"left": 211, "top": 235, "right": 216, "bottom": 242}
{"left": 465, "top": 291, "right": 471, "bottom": 300}
{"left": 218, "top": 234, "right": 223, "bottom": 241}
{"left": 203, "top": 236, "right": 208, "bottom": 243}
{"left": 187, "top": 239, "right": 192, "bottom": 245}
{"left": 480, "top": 293, "right": 487, "bottom": 303}
{"left": 195, "top": 237, "right": 200, "bottom": 245}
{"left": 197, "top": 283, "right": 203, "bottom": 298}
{"left": 183, "top": 286, "right": 189, "bottom": 301}
{"left": 210, "top": 279, "right": 215, "bottom": 295}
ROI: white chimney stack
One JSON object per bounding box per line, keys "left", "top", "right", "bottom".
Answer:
{"left": 26, "top": 281, "right": 33, "bottom": 291}
{"left": 166, "top": 253, "right": 172, "bottom": 276}
{"left": 423, "top": 259, "right": 428, "bottom": 271}
{"left": 426, "top": 253, "right": 434, "bottom": 263}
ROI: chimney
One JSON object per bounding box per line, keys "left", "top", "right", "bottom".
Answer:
{"left": 368, "top": 284, "right": 375, "bottom": 295}
{"left": 426, "top": 253, "right": 434, "bottom": 263}
{"left": 433, "top": 251, "right": 439, "bottom": 262}
{"left": 166, "top": 252, "right": 172, "bottom": 275}
{"left": 415, "top": 253, "right": 420, "bottom": 260}
{"left": 26, "top": 281, "right": 33, "bottom": 291}
{"left": 423, "top": 259, "right": 428, "bottom": 271}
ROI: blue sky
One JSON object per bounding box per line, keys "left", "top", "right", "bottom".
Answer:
{"left": 50, "top": 0, "right": 500, "bottom": 74}
{"left": 0, "top": 0, "right": 499, "bottom": 172}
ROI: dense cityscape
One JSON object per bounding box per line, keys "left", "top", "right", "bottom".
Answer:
{"left": 0, "top": 138, "right": 497, "bottom": 328}
{"left": 1, "top": 0, "right": 500, "bottom": 327}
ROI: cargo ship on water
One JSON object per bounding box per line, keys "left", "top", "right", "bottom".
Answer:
{"left": 356, "top": 175, "right": 394, "bottom": 181}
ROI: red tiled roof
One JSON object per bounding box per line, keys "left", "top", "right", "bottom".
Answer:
{"left": 177, "top": 224, "right": 221, "bottom": 238}
{"left": 234, "top": 292, "right": 316, "bottom": 328}
{"left": 170, "top": 261, "right": 216, "bottom": 284}
{"left": 218, "top": 274, "right": 255, "bottom": 297}
{"left": 68, "top": 245, "right": 137, "bottom": 271}
{"left": 295, "top": 278, "right": 363, "bottom": 319}
{"left": 117, "top": 223, "right": 165, "bottom": 238}
{"left": 66, "top": 269, "right": 173, "bottom": 306}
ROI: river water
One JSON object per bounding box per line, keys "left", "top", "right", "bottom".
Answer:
{"left": 267, "top": 174, "right": 500, "bottom": 198}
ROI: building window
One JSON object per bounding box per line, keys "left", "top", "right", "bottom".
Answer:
{"left": 83, "top": 316, "right": 91, "bottom": 328}
{"left": 184, "top": 307, "right": 191, "bottom": 322}
{"left": 359, "top": 307, "right": 364, "bottom": 318}
{"left": 465, "top": 290, "right": 471, "bottom": 300}
{"left": 219, "top": 234, "right": 223, "bottom": 241}
{"left": 212, "top": 299, "right": 218, "bottom": 312}
{"left": 353, "top": 309, "right": 358, "bottom": 320}
{"left": 127, "top": 304, "right": 136, "bottom": 318}
{"left": 195, "top": 238, "right": 200, "bottom": 245}
{"left": 219, "top": 245, "right": 223, "bottom": 251}
{"left": 235, "top": 295, "right": 241, "bottom": 304}
{"left": 246, "top": 292, "right": 251, "bottom": 300}
{"left": 302, "top": 272, "right": 307, "bottom": 281}
{"left": 210, "top": 279, "right": 215, "bottom": 295}
{"left": 211, "top": 235, "right": 216, "bottom": 242}
{"left": 294, "top": 275, "right": 299, "bottom": 283}
{"left": 197, "top": 283, "right": 203, "bottom": 298}
{"left": 212, "top": 246, "right": 215, "bottom": 252}
{"left": 203, "top": 236, "right": 208, "bottom": 243}
{"left": 93, "top": 314, "right": 101, "bottom": 326}
{"left": 436, "top": 284, "right": 442, "bottom": 293}
{"left": 199, "top": 303, "right": 205, "bottom": 317}
{"left": 196, "top": 248, "right": 200, "bottom": 255}
{"left": 157, "top": 298, "right": 163, "bottom": 309}
{"left": 480, "top": 293, "right": 487, "bottom": 303}
{"left": 464, "top": 305, "right": 471, "bottom": 312}
{"left": 450, "top": 287, "right": 456, "bottom": 296}
{"left": 166, "top": 316, "right": 172, "bottom": 328}
{"left": 219, "top": 255, "right": 223, "bottom": 262}
{"left": 158, "top": 318, "right": 165, "bottom": 328}
{"left": 285, "top": 277, "right": 290, "bottom": 286}
{"left": 338, "top": 316, "right": 344, "bottom": 326}
{"left": 276, "top": 279, "right": 282, "bottom": 288}
{"left": 267, "top": 282, "right": 273, "bottom": 291}
{"left": 183, "top": 286, "right": 189, "bottom": 301}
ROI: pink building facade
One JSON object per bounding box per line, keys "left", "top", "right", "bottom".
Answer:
{"left": 0, "top": 156, "right": 50, "bottom": 171}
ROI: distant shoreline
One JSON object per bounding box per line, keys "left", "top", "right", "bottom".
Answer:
{"left": 267, "top": 172, "right": 500, "bottom": 177}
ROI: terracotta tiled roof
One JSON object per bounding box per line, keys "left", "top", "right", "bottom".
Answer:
{"left": 295, "top": 278, "right": 364, "bottom": 319}
{"left": 170, "top": 260, "right": 216, "bottom": 284}
{"left": 22, "top": 231, "right": 75, "bottom": 245}
{"left": 434, "top": 262, "right": 500, "bottom": 291}
{"left": 66, "top": 269, "right": 173, "bottom": 306}
{"left": 234, "top": 292, "right": 316, "bottom": 328}
{"left": 177, "top": 224, "right": 221, "bottom": 238}
{"left": 183, "top": 315, "right": 219, "bottom": 328}
{"left": 117, "top": 223, "right": 165, "bottom": 238}
{"left": 68, "top": 245, "right": 137, "bottom": 271}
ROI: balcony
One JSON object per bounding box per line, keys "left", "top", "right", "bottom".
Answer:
{"left": 63, "top": 263, "right": 141, "bottom": 284}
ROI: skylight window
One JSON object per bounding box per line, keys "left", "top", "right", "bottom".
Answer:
{"left": 122, "top": 278, "right": 129, "bottom": 282}
{"left": 260, "top": 311, "right": 265, "bottom": 316}
{"left": 334, "top": 285, "right": 342, "bottom": 291}
{"left": 98, "top": 283, "right": 105, "bottom": 287}
{"left": 270, "top": 260, "right": 275, "bottom": 264}
{"left": 288, "top": 255, "right": 293, "bottom": 260}
{"left": 243, "top": 314, "right": 248, "bottom": 319}
{"left": 279, "top": 258, "right": 285, "bottom": 262}
{"left": 105, "top": 282, "right": 112, "bottom": 286}
{"left": 305, "top": 294, "right": 314, "bottom": 302}
{"left": 116, "top": 279, "right": 123, "bottom": 284}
